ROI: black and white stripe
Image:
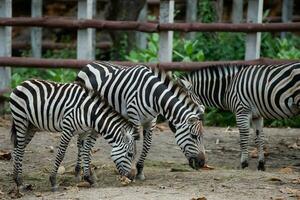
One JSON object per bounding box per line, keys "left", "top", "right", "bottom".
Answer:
{"left": 178, "top": 62, "right": 300, "bottom": 170}
{"left": 10, "top": 79, "right": 136, "bottom": 191}
{"left": 76, "top": 61, "right": 206, "bottom": 180}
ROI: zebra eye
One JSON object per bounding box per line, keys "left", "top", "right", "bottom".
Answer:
{"left": 191, "top": 134, "right": 198, "bottom": 140}
{"left": 127, "top": 152, "right": 133, "bottom": 158}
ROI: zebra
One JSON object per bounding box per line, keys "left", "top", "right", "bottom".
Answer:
{"left": 10, "top": 79, "right": 136, "bottom": 191}
{"left": 76, "top": 61, "right": 206, "bottom": 180}
{"left": 176, "top": 62, "right": 300, "bottom": 170}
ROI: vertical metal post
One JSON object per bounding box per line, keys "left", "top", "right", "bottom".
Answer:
{"left": 232, "top": 0, "right": 243, "bottom": 23}
{"left": 31, "top": 0, "right": 42, "bottom": 58}
{"left": 0, "top": 0, "right": 11, "bottom": 113}
{"left": 216, "top": 0, "right": 224, "bottom": 22}
{"left": 77, "top": 0, "right": 95, "bottom": 60}
{"left": 245, "top": 0, "right": 263, "bottom": 60}
{"left": 281, "top": 0, "right": 293, "bottom": 38}
{"left": 137, "top": 3, "right": 148, "bottom": 49}
{"left": 186, "top": 0, "right": 197, "bottom": 40}
{"left": 159, "top": 0, "right": 174, "bottom": 63}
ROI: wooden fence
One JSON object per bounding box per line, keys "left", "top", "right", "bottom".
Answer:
{"left": 0, "top": 0, "right": 299, "bottom": 103}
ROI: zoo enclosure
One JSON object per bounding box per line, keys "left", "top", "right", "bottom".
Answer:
{"left": 0, "top": 0, "right": 300, "bottom": 99}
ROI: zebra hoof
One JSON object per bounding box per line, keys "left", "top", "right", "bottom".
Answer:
{"left": 136, "top": 173, "right": 145, "bottom": 181}
{"left": 241, "top": 161, "right": 249, "bottom": 169}
{"left": 257, "top": 161, "right": 265, "bottom": 171}
{"left": 51, "top": 185, "right": 59, "bottom": 192}
{"left": 83, "top": 175, "right": 95, "bottom": 186}
{"left": 75, "top": 175, "right": 81, "bottom": 183}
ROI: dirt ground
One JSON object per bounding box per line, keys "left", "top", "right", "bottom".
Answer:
{"left": 0, "top": 117, "right": 299, "bottom": 200}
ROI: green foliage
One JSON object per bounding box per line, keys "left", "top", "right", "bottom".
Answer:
{"left": 125, "top": 31, "right": 300, "bottom": 128}
{"left": 125, "top": 33, "right": 158, "bottom": 62}
{"left": 261, "top": 33, "right": 300, "bottom": 59}
{"left": 198, "top": 0, "right": 216, "bottom": 23}
{"left": 204, "top": 108, "right": 236, "bottom": 127}
{"left": 11, "top": 48, "right": 77, "bottom": 88}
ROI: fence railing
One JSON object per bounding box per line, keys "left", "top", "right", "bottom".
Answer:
{"left": 2, "top": 17, "right": 299, "bottom": 32}
{"left": 0, "top": 0, "right": 299, "bottom": 107}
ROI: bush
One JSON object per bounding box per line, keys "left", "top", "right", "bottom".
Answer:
{"left": 11, "top": 48, "right": 78, "bottom": 88}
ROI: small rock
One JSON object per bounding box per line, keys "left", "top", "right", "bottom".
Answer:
{"left": 34, "top": 192, "right": 43, "bottom": 197}
{"left": 58, "top": 166, "right": 65, "bottom": 174}
{"left": 159, "top": 186, "right": 166, "bottom": 189}
{"left": 49, "top": 146, "right": 54, "bottom": 153}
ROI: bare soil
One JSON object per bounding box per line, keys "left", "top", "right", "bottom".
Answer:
{"left": 0, "top": 117, "right": 299, "bottom": 200}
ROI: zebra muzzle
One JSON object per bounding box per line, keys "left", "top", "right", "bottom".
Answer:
{"left": 188, "top": 153, "right": 205, "bottom": 169}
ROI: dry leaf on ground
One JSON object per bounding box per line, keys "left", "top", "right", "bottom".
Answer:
{"left": 201, "top": 164, "right": 215, "bottom": 170}
{"left": 268, "top": 177, "right": 283, "bottom": 182}
{"left": 91, "top": 148, "right": 100, "bottom": 154}
{"left": 291, "top": 178, "right": 300, "bottom": 184}
{"left": 76, "top": 182, "right": 91, "bottom": 188}
{"left": 279, "top": 187, "right": 300, "bottom": 197}
{"left": 279, "top": 167, "right": 294, "bottom": 174}
{"left": 250, "top": 147, "right": 269, "bottom": 158}
{"left": 288, "top": 143, "right": 300, "bottom": 150}
{"left": 191, "top": 197, "right": 207, "bottom": 200}
{"left": 250, "top": 148, "right": 258, "bottom": 158}
{"left": 119, "top": 176, "right": 131, "bottom": 186}
{"left": 270, "top": 197, "right": 285, "bottom": 200}
{"left": 0, "top": 150, "right": 11, "bottom": 160}
{"left": 155, "top": 124, "right": 169, "bottom": 132}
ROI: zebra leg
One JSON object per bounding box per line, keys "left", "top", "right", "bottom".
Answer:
{"left": 236, "top": 112, "right": 251, "bottom": 169}
{"left": 82, "top": 133, "right": 97, "bottom": 186}
{"left": 74, "top": 134, "right": 86, "bottom": 182}
{"left": 252, "top": 117, "right": 265, "bottom": 171}
{"left": 12, "top": 131, "right": 26, "bottom": 189}
{"left": 49, "top": 132, "right": 72, "bottom": 192}
{"left": 11, "top": 121, "right": 32, "bottom": 190}
{"left": 136, "top": 121, "right": 156, "bottom": 180}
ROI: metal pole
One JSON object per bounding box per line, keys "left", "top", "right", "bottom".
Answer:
{"left": 159, "top": 0, "right": 174, "bottom": 63}
{"left": 245, "top": 0, "right": 263, "bottom": 60}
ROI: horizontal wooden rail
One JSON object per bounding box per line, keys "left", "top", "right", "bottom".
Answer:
{"left": 12, "top": 41, "right": 112, "bottom": 50}
{"left": 0, "top": 57, "right": 298, "bottom": 71}
{"left": 0, "top": 17, "right": 300, "bottom": 32}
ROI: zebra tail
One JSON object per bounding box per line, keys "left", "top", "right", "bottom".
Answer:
{"left": 11, "top": 120, "right": 17, "bottom": 148}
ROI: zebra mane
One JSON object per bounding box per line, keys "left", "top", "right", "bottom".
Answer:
{"left": 150, "top": 66, "right": 197, "bottom": 108}
{"left": 74, "top": 80, "right": 107, "bottom": 104}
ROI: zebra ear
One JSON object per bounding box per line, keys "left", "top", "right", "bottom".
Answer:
{"left": 122, "top": 128, "right": 133, "bottom": 143}
{"left": 177, "top": 79, "right": 193, "bottom": 92}
{"left": 199, "top": 105, "right": 205, "bottom": 113}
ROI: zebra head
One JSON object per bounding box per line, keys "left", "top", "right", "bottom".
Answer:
{"left": 169, "top": 105, "right": 206, "bottom": 170}
{"left": 111, "top": 126, "right": 136, "bottom": 180}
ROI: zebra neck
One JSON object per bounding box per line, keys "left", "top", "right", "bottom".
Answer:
{"left": 183, "top": 65, "right": 242, "bottom": 109}
{"left": 154, "top": 87, "right": 191, "bottom": 124}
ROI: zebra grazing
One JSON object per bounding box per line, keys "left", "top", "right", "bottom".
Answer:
{"left": 177, "top": 62, "right": 300, "bottom": 170}
{"left": 10, "top": 79, "right": 136, "bottom": 191}
{"left": 76, "top": 61, "right": 206, "bottom": 180}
